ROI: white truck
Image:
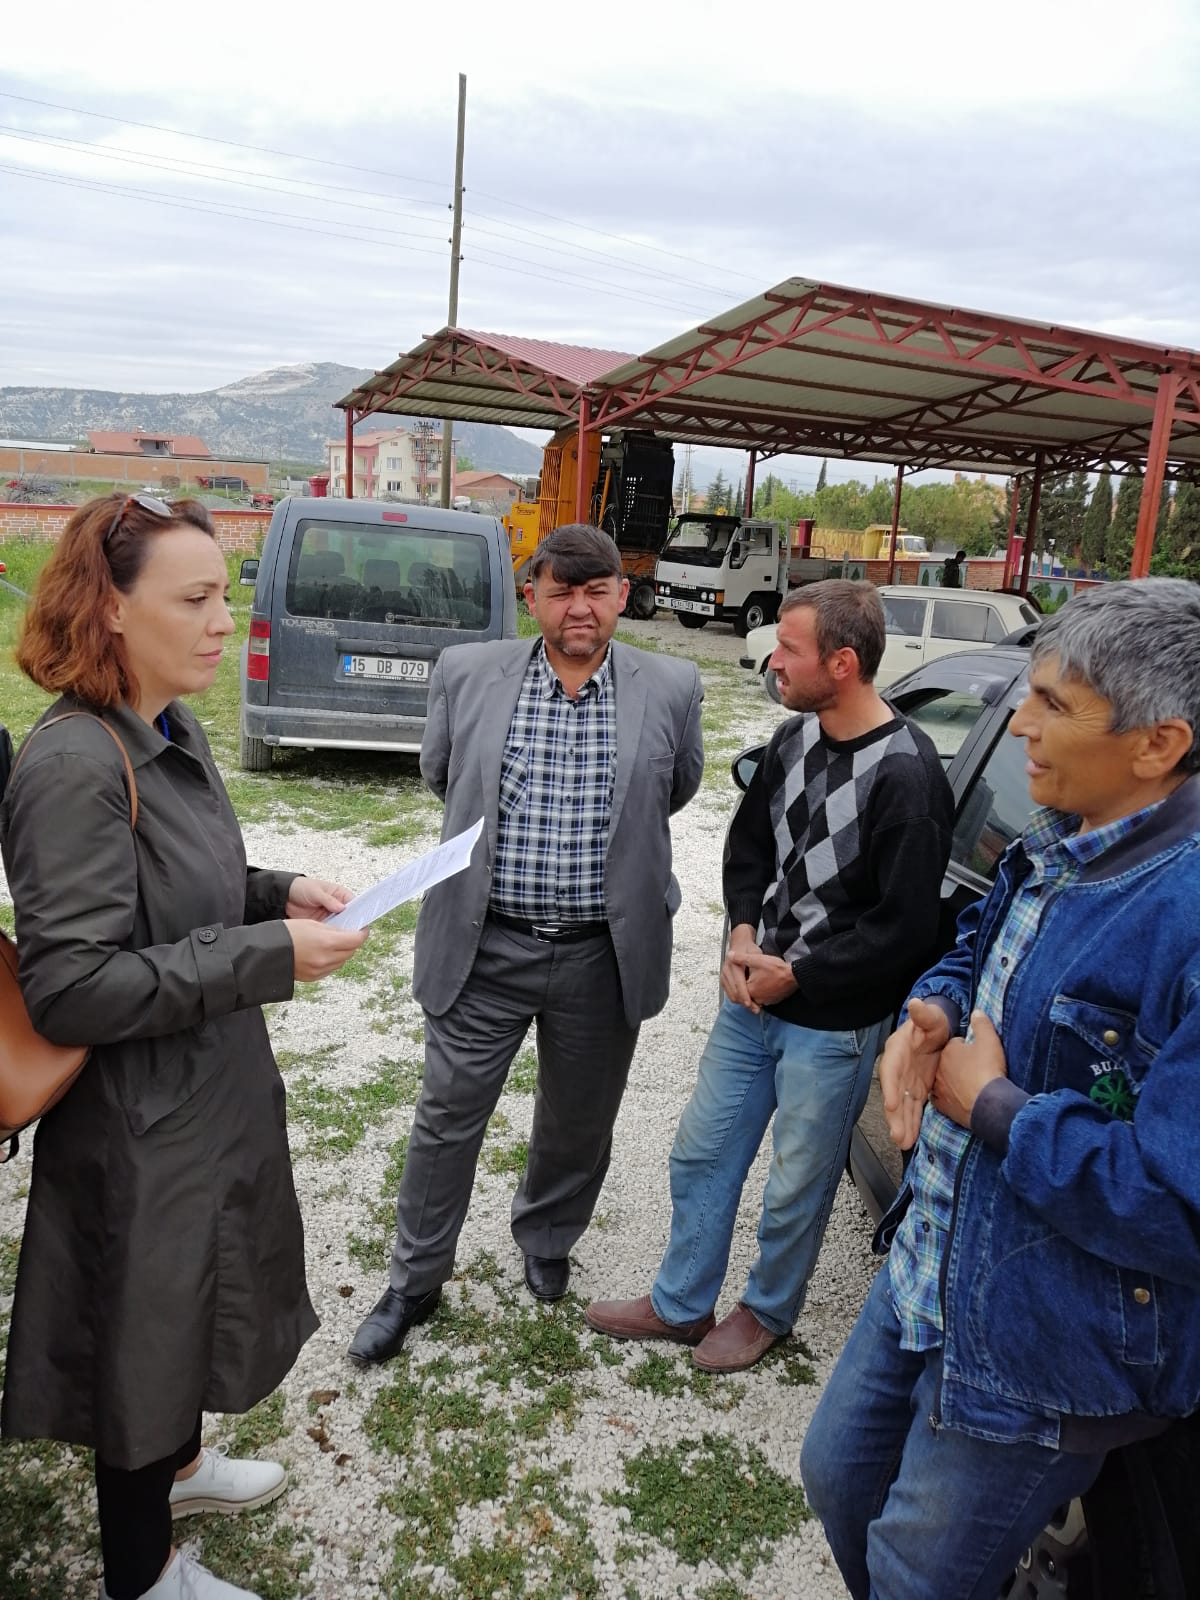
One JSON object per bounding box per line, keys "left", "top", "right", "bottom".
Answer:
{"left": 653, "top": 514, "right": 843, "bottom": 636}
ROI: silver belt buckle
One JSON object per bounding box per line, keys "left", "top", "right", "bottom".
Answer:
{"left": 531, "top": 922, "right": 562, "bottom": 940}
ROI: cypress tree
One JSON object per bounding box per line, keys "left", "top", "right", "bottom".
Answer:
{"left": 1106, "top": 472, "right": 1143, "bottom": 577}
{"left": 1080, "top": 472, "right": 1112, "bottom": 571}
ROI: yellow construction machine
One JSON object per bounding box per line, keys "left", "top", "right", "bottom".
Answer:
{"left": 504, "top": 427, "right": 675, "bottom": 620}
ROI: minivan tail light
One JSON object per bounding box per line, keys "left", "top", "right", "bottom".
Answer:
{"left": 247, "top": 617, "right": 270, "bottom": 681}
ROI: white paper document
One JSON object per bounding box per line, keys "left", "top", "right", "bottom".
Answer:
{"left": 325, "top": 817, "right": 485, "bottom": 931}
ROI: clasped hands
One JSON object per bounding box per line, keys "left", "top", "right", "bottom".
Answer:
{"left": 880, "top": 996, "right": 1009, "bottom": 1150}
{"left": 721, "top": 925, "right": 799, "bottom": 1013}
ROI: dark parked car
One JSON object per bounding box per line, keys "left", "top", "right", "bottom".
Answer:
{"left": 238, "top": 497, "right": 518, "bottom": 770}
{"left": 731, "top": 643, "right": 1200, "bottom": 1600}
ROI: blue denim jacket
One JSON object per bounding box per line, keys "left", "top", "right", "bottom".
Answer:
{"left": 878, "top": 776, "right": 1200, "bottom": 1445}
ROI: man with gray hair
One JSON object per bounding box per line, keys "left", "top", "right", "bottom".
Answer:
{"left": 801, "top": 578, "right": 1200, "bottom": 1599}
{"left": 588, "top": 580, "right": 954, "bottom": 1372}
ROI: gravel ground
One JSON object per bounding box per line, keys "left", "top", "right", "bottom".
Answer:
{"left": 0, "top": 643, "right": 876, "bottom": 1599}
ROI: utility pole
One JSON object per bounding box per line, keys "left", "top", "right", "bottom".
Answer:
{"left": 440, "top": 73, "right": 467, "bottom": 509}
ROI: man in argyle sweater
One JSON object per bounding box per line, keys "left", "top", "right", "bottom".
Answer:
{"left": 588, "top": 580, "right": 953, "bottom": 1371}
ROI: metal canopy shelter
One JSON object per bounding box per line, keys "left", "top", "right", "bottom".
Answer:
{"left": 338, "top": 327, "right": 634, "bottom": 433}
{"left": 339, "top": 277, "right": 1200, "bottom": 579}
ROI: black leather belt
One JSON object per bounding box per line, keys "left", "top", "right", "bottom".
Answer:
{"left": 488, "top": 911, "right": 608, "bottom": 944}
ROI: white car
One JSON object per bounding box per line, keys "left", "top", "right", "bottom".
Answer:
{"left": 742, "top": 585, "right": 1042, "bottom": 704}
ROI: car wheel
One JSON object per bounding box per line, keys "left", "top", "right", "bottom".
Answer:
{"left": 628, "top": 581, "right": 657, "bottom": 620}
{"left": 678, "top": 612, "right": 707, "bottom": 630}
{"left": 240, "top": 723, "right": 272, "bottom": 772}
{"left": 764, "top": 666, "right": 784, "bottom": 705}
{"left": 737, "top": 595, "right": 773, "bottom": 637}
{"left": 1001, "top": 1499, "right": 1093, "bottom": 1598}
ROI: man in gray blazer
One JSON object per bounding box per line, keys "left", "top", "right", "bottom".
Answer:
{"left": 350, "top": 524, "right": 704, "bottom": 1365}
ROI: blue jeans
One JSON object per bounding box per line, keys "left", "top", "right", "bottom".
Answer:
{"left": 800, "top": 1265, "right": 1106, "bottom": 1600}
{"left": 651, "top": 998, "right": 889, "bottom": 1336}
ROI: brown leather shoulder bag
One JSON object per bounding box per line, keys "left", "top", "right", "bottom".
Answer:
{"left": 1, "top": 714, "right": 137, "bottom": 1160}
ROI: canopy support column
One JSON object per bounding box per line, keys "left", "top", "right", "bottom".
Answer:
{"left": 1001, "top": 477, "right": 1022, "bottom": 588}
{"left": 886, "top": 464, "right": 904, "bottom": 585}
{"left": 745, "top": 450, "right": 757, "bottom": 516}
{"left": 1131, "top": 372, "right": 1180, "bottom": 577}
{"left": 1017, "top": 454, "right": 1044, "bottom": 596}
{"left": 344, "top": 409, "right": 355, "bottom": 499}
{"left": 575, "top": 393, "right": 591, "bottom": 523}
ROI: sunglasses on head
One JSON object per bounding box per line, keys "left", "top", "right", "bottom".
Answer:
{"left": 105, "top": 492, "right": 173, "bottom": 545}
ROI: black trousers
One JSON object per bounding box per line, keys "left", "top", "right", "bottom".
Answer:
{"left": 94, "top": 1416, "right": 202, "bottom": 1599}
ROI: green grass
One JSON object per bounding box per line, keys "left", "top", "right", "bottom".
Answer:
{"left": 609, "top": 1432, "right": 809, "bottom": 1572}
{"left": 347, "top": 1133, "right": 410, "bottom": 1269}
{"left": 507, "top": 1048, "right": 538, "bottom": 1094}
{"left": 483, "top": 1137, "right": 530, "bottom": 1176}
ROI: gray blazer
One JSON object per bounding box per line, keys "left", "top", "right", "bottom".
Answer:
{"left": 412, "top": 637, "right": 704, "bottom": 1026}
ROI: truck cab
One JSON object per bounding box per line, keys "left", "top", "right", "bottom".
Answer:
{"left": 654, "top": 514, "right": 787, "bottom": 635}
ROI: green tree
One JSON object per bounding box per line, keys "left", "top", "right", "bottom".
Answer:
{"left": 1156, "top": 480, "right": 1173, "bottom": 538}
{"left": 1106, "top": 471, "right": 1143, "bottom": 577}
{"left": 455, "top": 453, "right": 475, "bottom": 473}
{"left": 1151, "top": 481, "right": 1200, "bottom": 579}
{"left": 732, "top": 477, "right": 745, "bottom": 515}
{"left": 863, "top": 478, "right": 897, "bottom": 524}
{"left": 1080, "top": 472, "right": 1112, "bottom": 571}
{"left": 815, "top": 479, "right": 871, "bottom": 531}
{"left": 898, "top": 478, "right": 997, "bottom": 555}
{"left": 706, "top": 469, "right": 729, "bottom": 512}
{"left": 1038, "top": 471, "right": 1088, "bottom": 566}
{"left": 816, "top": 459, "right": 828, "bottom": 493}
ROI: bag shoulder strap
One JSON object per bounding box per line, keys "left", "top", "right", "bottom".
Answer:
{"left": 11, "top": 713, "right": 138, "bottom": 829}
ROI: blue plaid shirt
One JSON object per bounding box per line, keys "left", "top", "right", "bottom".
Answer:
{"left": 889, "top": 801, "right": 1163, "bottom": 1352}
{"left": 489, "top": 642, "right": 615, "bottom": 923}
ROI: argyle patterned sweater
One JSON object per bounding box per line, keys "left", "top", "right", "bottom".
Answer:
{"left": 724, "top": 711, "right": 953, "bottom": 1031}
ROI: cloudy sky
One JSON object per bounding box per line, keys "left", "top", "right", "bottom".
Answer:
{"left": 2, "top": 0, "right": 1198, "bottom": 488}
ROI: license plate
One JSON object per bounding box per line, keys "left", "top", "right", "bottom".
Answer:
{"left": 341, "top": 654, "right": 429, "bottom": 681}
{"left": 670, "top": 598, "right": 714, "bottom": 615}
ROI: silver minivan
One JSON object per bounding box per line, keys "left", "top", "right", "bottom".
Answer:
{"left": 239, "top": 498, "right": 517, "bottom": 769}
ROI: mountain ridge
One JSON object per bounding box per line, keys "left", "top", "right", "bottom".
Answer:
{"left": 0, "top": 362, "right": 543, "bottom": 474}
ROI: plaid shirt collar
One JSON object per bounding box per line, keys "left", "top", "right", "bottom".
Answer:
{"left": 1020, "top": 802, "right": 1165, "bottom": 870}
{"left": 532, "top": 639, "right": 614, "bottom": 701}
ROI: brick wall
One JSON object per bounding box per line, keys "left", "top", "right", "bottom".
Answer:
{"left": 0, "top": 504, "right": 272, "bottom": 552}
{"left": 0, "top": 445, "right": 269, "bottom": 491}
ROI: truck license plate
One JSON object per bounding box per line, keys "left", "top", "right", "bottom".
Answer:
{"left": 671, "top": 598, "right": 714, "bottom": 615}
{"left": 341, "top": 654, "right": 429, "bottom": 681}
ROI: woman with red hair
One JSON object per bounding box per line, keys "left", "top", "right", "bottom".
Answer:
{"left": 1, "top": 494, "right": 368, "bottom": 1600}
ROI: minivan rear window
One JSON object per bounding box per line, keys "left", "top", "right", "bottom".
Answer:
{"left": 286, "top": 519, "right": 492, "bottom": 629}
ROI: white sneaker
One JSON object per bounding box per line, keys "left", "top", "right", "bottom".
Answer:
{"left": 168, "top": 1445, "right": 287, "bottom": 1519}
{"left": 99, "top": 1548, "right": 261, "bottom": 1599}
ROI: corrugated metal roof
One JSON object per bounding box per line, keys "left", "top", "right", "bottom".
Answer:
{"left": 589, "top": 277, "right": 1200, "bottom": 479}
{"left": 341, "top": 280, "right": 1200, "bottom": 482}
{"left": 336, "top": 327, "right": 635, "bottom": 431}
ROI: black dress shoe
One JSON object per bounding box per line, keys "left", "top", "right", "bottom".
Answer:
{"left": 524, "top": 1253, "right": 570, "bottom": 1302}
{"left": 348, "top": 1286, "right": 441, "bottom": 1366}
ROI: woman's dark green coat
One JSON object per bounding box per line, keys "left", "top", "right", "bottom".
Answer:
{"left": 0, "top": 698, "right": 317, "bottom": 1470}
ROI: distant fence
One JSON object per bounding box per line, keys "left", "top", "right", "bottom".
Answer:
{"left": 0, "top": 504, "right": 272, "bottom": 553}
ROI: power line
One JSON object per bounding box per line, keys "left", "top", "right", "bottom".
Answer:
{"left": 0, "top": 162, "right": 452, "bottom": 256}
{"left": 1, "top": 117, "right": 744, "bottom": 306}
{"left": 0, "top": 162, "right": 713, "bottom": 321}
{"left": 0, "top": 122, "right": 720, "bottom": 308}
{"left": 0, "top": 122, "right": 448, "bottom": 212}
{"left": 470, "top": 187, "right": 766, "bottom": 286}
{"left": 465, "top": 243, "right": 714, "bottom": 317}
{"left": 0, "top": 88, "right": 765, "bottom": 298}
{"left": 466, "top": 210, "right": 745, "bottom": 298}
{"left": 0, "top": 90, "right": 447, "bottom": 188}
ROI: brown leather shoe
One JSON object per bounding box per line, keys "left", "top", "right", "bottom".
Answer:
{"left": 585, "top": 1293, "right": 715, "bottom": 1346}
{"left": 691, "top": 1302, "right": 782, "bottom": 1373}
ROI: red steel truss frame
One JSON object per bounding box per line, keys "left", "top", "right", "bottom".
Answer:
{"left": 340, "top": 283, "right": 1200, "bottom": 576}
{"left": 587, "top": 282, "right": 1200, "bottom": 575}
